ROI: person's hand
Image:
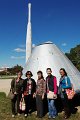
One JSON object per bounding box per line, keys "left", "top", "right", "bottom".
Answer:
{"left": 33, "top": 93, "right": 36, "bottom": 98}
{"left": 22, "top": 94, "right": 24, "bottom": 98}
{"left": 53, "top": 94, "right": 57, "bottom": 99}
{"left": 14, "top": 92, "right": 17, "bottom": 95}
{"left": 42, "top": 94, "right": 44, "bottom": 100}
{"left": 54, "top": 94, "right": 57, "bottom": 97}
{"left": 62, "top": 88, "right": 65, "bottom": 92}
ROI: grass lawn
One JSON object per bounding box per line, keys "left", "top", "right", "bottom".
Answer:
{"left": 0, "top": 92, "right": 80, "bottom": 120}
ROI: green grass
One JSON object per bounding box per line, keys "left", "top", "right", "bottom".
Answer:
{"left": 0, "top": 92, "right": 80, "bottom": 120}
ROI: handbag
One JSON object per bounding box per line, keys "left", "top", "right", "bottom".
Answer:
{"left": 8, "top": 90, "right": 15, "bottom": 100}
{"left": 66, "top": 85, "right": 75, "bottom": 99}
{"left": 47, "top": 91, "right": 57, "bottom": 99}
{"left": 65, "top": 78, "right": 75, "bottom": 99}
{"left": 19, "top": 97, "right": 26, "bottom": 111}
{"left": 47, "top": 78, "right": 57, "bottom": 99}
{"left": 8, "top": 79, "right": 16, "bottom": 99}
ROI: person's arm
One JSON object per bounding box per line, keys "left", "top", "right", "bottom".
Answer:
{"left": 22, "top": 80, "right": 26, "bottom": 93}
{"left": 11, "top": 79, "right": 15, "bottom": 93}
{"left": 53, "top": 76, "right": 57, "bottom": 94}
{"left": 35, "top": 80, "right": 36, "bottom": 93}
{"left": 46, "top": 77, "right": 48, "bottom": 93}
{"left": 32, "top": 80, "right": 36, "bottom": 98}
{"left": 32, "top": 79, "right": 36, "bottom": 93}
{"left": 41, "top": 79, "right": 45, "bottom": 99}
{"left": 22, "top": 80, "right": 27, "bottom": 97}
{"left": 21, "top": 79, "right": 24, "bottom": 93}
{"left": 42, "top": 79, "right": 46, "bottom": 94}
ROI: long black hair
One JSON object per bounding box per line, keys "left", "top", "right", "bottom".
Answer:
{"left": 60, "top": 68, "right": 67, "bottom": 76}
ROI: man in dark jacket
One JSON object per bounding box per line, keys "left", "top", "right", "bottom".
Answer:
{"left": 22, "top": 71, "right": 36, "bottom": 117}
{"left": 11, "top": 71, "right": 23, "bottom": 118}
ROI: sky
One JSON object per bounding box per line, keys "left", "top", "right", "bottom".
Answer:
{"left": 0, "top": 0, "right": 80, "bottom": 68}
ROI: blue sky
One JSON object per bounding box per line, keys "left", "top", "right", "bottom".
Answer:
{"left": 0, "top": 0, "right": 80, "bottom": 68}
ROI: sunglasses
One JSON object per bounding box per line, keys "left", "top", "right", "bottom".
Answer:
{"left": 27, "top": 74, "right": 31, "bottom": 75}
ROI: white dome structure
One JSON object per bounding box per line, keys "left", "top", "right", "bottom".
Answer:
{"left": 23, "top": 42, "right": 80, "bottom": 92}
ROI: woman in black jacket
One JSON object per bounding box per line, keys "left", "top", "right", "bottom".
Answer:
{"left": 11, "top": 71, "right": 23, "bottom": 118}
{"left": 22, "top": 71, "right": 36, "bottom": 117}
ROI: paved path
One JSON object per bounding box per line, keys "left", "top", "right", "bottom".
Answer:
{"left": 0, "top": 79, "right": 12, "bottom": 96}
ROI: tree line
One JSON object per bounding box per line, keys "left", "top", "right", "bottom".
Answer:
{"left": 0, "top": 65, "right": 23, "bottom": 75}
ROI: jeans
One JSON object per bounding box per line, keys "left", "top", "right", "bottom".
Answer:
{"left": 48, "top": 99, "right": 57, "bottom": 117}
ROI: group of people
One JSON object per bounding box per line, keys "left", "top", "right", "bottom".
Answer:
{"left": 10, "top": 68, "right": 73, "bottom": 119}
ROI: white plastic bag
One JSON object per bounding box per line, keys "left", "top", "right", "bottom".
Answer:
{"left": 20, "top": 97, "right": 26, "bottom": 111}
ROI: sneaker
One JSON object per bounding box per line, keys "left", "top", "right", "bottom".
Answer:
{"left": 64, "top": 115, "right": 69, "bottom": 119}
{"left": 24, "top": 114, "right": 28, "bottom": 117}
{"left": 48, "top": 116, "right": 52, "bottom": 119}
{"left": 52, "top": 116, "right": 56, "bottom": 119}
{"left": 18, "top": 113, "right": 20, "bottom": 116}
{"left": 12, "top": 114, "right": 15, "bottom": 118}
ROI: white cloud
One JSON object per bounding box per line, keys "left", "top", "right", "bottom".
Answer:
{"left": 62, "top": 43, "right": 67, "bottom": 46}
{"left": 14, "top": 44, "right": 36, "bottom": 53}
{"left": 11, "top": 56, "right": 25, "bottom": 59}
{"left": 14, "top": 48, "right": 26, "bottom": 52}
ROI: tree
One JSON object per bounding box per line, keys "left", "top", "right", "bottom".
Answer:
{"left": 65, "top": 44, "right": 80, "bottom": 71}
{"left": 7, "top": 64, "right": 23, "bottom": 75}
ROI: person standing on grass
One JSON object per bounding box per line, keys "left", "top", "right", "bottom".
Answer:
{"left": 59, "top": 68, "right": 72, "bottom": 119}
{"left": 11, "top": 71, "right": 23, "bottom": 118}
{"left": 46, "top": 68, "right": 57, "bottom": 119}
{"left": 22, "top": 71, "right": 36, "bottom": 117}
{"left": 36, "top": 71, "right": 46, "bottom": 118}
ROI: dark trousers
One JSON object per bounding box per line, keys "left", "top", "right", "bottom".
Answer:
{"left": 62, "top": 94, "right": 70, "bottom": 117}
{"left": 24, "top": 94, "right": 33, "bottom": 114}
{"left": 11, "top": 94, "right": 22, "bottom": 114}
{"left": 36, "top": 95, "right": 43, "bottom": 117}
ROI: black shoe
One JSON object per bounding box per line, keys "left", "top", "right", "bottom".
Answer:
{"left": 37, "top": 115, "right": 43, "bottom": 118}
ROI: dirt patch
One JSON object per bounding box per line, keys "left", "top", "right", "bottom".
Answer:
{"left": 0, "top": 79, "right": 12, "bottom": 96}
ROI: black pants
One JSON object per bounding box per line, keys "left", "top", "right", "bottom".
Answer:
{"left": 36, "top": 95, "right": 44, "bottom": 118}
{"left": 11, "top": 94, "right": 22, "bottom": 115}
{"left": 62, "top": 94, "right": 70, "bottom": 117}
{"left": 24, "top": 94, "right": 34, "bottom": 114}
